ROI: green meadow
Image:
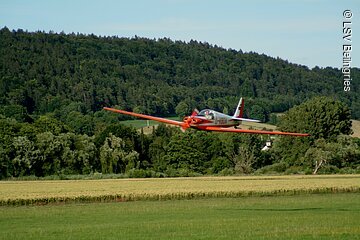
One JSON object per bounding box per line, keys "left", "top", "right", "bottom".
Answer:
{"left": 1, "top": 193, "right": 359, "bottom": 240}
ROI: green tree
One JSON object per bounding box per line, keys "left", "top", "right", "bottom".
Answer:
{"left": 34, "top": 115, "right": 70, "bottom": 135}
{"left": 0, "top": 104, "right": 30, "bottom": 122}
{"left": 272, "top": 97, "right": 354, "bottom": 171}
{"left": 0, "top": 145, "right": 12, "bottom": 179}
{"left": 148, "top": 136, "right": 167, "bottom": 171}
{"left": 233, "top": 145, "right": 256, "bottom": 174}
{"left": 72, "top": 134, "right": 96, "bottom": 174}
{"left": 304, "top": 135, "right": 360, "bottom": 174}
{"left": 0, "top": 117, "right": 20, "bottom": 178}
{"left": 163, "top": 131, "right": 207, "bottom": 173}
{"left": 175, "top": 101, "right": 190, "bottom": 119}
{"left": 94, "top": 123, "right": 138, "bottom": 151}
{"left": 65, "top": 111, "right": 94, "bottom": 135}
{"left": 148, "top": 124, "right": 178, "bottom": 171}
{"left": 304, "top": 139, "right": 334, "bottom": 174}
{"left": 249, "top": 105, "right": 265, "bottom": 122}
{"left": 100, "top": 134, "right": 139, "bottom": 174}
{"left": 268, "top": 113, "right": 278, "bottom": 125}
{"left": 12, "top": 136, "right": 36, "bottom": 176}
{"left": 162, "top": 130, "right": 225, "bottom": 173}
{"left": 271, "top": 137, "right": 312, "bottom": 167}
{"left": 278, "top": 97, "right": 352, "bottom": 140}
{"left": 34, "top": 132, "right": 62, "bottom": 176}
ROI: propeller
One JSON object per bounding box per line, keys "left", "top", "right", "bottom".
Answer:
{"left": 182, "top": 110, "right": 202, "bottom": 131}
{"left": 182, "top": 116, "right": 193, "bottom": 131}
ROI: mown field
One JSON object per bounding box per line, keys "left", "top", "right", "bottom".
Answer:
{"left": 1, "top": 175, "right": 360, "bottom": 239}
{"left": 1, "top": 175, "right": 359, "bottom": 205}
{"left": 352, "top": 119, "right": 360, "bottom": 138}
{"left": 1, "top": 193, "right": 359, "bottom": 240}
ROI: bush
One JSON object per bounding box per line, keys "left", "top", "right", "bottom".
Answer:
{"left": 284, "top": 166, "right": 305, "bottom": 175}
{"left": 338, "top": 167, "right": 358, "bottom": 174}
{"left": 218, "top": 168, "right": 234, "bottom": 176}
{"left": 177, "top": 168, "right": 202, "bottom": 177}
{"left": 164, "top": 167, "right": 202, "bottom": 177}
{"left": 317, "top": 165, "right": 340, "bottom": 174}
{"left": 255, "top": 162, "right": 289, "bottom": 174}
{"left": 127, "top": 169, "right": 165, "bottom": 178}
{"left": 211, "top": 157, "right": 232, "bottom": 174}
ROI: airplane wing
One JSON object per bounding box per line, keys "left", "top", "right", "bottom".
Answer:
{"left": 201, "top": 126, "right": 310, "bottom": 137}
{"left": 103, "top": 107, "right": 309, "bottom": 137}
{"left": 103, "top": 107, "right": 185, "bottom": 127}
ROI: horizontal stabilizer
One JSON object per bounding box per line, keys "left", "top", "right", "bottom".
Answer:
{"left": 232, "top": 117, "right": 261, "bottom": 123}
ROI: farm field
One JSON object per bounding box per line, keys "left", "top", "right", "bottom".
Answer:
{"left": 1, "top": 175, "right": 359, "bottom": 205}
{"left": 0, "top": 193, "right": 359, "bottom": 240}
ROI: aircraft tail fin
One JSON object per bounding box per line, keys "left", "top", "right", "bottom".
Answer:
{"left": 232, "top": 97, "right": 261, "bottom": 122}
{"left": 233, "top": 97, "right": 244, "bottom": 118}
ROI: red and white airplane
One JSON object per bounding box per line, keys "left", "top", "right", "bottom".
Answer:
{"left": 103, "top": 97, "right": 309, "bottom": 137}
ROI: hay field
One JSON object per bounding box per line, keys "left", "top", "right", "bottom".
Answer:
{"left": 1, "top": 175, "right": 359, "bottom": 205}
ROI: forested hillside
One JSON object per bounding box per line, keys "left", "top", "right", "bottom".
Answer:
{"left": 0, "top": 28, "right": 359, "bottom": 179}
{"left": 1, "top": 27, "right": 359, "bottom": 127}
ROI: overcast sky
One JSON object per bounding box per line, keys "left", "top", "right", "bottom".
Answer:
{"left": 1, "top": 0, "right": 359, "bottom": 68}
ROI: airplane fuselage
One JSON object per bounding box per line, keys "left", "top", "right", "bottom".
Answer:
{"left": 184, "top": 109, "right": 240, "bottom": 129}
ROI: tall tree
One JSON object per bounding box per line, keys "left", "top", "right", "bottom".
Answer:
{"left": 100, "top": 133, "right": 139, "bottom": 174}
{"left": 278, "top": 97, "right": 352, "bottom": 140}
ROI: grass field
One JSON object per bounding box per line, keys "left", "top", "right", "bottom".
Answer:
{"left": 352, "top": 119, "right": 360, "bottom": 138}
{"left": 1, "top": 175, "right": 359, "bottom": 205}
{"left": 0, "top": 193, "right": 359, "bottom": 240}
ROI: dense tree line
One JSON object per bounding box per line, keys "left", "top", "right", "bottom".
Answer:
{"left": 0, "top": 28, "right": 359, "bottom": 178}
{"left": 0, "top": 97, "right": 358, "bottom": 179}
{"left": 0, "top": 113, "right": 269, "bottom": 178}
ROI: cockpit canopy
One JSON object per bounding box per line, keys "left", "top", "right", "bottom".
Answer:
{"left": 197, "top": 109, "right": 215, "bottom": 120}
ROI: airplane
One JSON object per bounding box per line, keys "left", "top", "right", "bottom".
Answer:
{"left": 103, "top": 97, "right": 310, "bottom": 137}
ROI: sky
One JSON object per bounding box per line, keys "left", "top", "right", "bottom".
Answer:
{"left": 0, "top": 0, "right": 359, "bottom": 68}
